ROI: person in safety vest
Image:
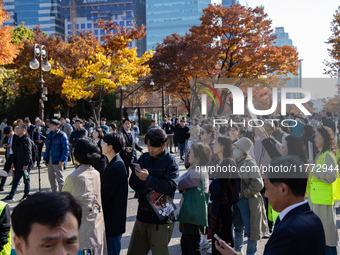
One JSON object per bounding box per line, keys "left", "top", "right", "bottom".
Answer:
{"left": 308, "top": 126, "right": 339, "bottom": 255}
{"left": 0, "top": 201, "right": 10, "bottom": 255}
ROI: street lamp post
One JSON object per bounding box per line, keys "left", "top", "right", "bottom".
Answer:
{"left": 29, "top": 44, "right": 51, "bottom": 121}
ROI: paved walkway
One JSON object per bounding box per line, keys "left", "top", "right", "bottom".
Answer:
{"left": 0, "top": 143, "right": 339, "bottom": 254}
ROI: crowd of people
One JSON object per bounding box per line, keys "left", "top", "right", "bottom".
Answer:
{"left": 0, "top": 110, "right": 339, "bottom": 255}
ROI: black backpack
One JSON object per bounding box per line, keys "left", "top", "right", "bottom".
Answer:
{"left": 28, "top": 138, "right": 38, "bottom": 165}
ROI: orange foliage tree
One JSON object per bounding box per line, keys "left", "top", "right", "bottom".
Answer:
{"left": 0, "top": 0, "right": 19, "bottom": 65}
{"left": 148, "top": 4, "right": 300, "bottom": 116}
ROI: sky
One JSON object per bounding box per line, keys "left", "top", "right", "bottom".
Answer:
{"left": 213, "top": 0, "right": 340, "bottom": 99}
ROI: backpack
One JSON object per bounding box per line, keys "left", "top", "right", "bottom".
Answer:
{"left": 28, "top": 138, "right": 38, "bottom": 165}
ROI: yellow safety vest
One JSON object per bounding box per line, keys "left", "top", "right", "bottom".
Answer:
{"left": 308, "top": 151, "right": 340, "bottom": 205}
{"left": 0, "top": 201, "right": 11, "bottom": 255}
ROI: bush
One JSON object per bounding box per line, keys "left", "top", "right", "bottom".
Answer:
{"left": 141, "top": 117, "right": 151, "bottom": 135}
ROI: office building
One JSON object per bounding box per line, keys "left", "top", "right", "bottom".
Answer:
{"left": 61, "top": 0, "right": 146, "bottom": 56}
{"left": 273, "top": 27, "right": 301, "bottom": 99}
{"left": 222, "top": 0, "right": 239, "bottom": 7}
{"left": 3, "top": 0, "right": 64, "bottom": 37}
{"left": 146, "top": 0, "right": 211, "bottom": 51}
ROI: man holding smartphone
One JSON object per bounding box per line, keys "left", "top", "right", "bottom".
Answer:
{"left": 128, "top": 128, "right": 179, "bottom": 255}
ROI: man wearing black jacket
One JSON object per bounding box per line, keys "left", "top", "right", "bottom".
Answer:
{"left": 163, "top": 118, "right": 174, "bottom": 153}
{"left": 128, "top": 128, "right": 179, "bottom": 255}
{"left": 120, "top": 118, "right": 144, "bottom": 177}
{"left": 1, "top": 126, "right": 18, "bottom": 191}
{"left": 32, "top": 119, "right": 46, "bottom": 167}
{"left": 323, "top": 112, "right": 336, "bottom": 135}
{"left": 177, "top": 119, "right": 190, "bottom": 163}
{"left": 3, "top": 124, "right": 32, "bottom": 202}
{"left": 101, "top": 132, "right": 128, "bottom": 255}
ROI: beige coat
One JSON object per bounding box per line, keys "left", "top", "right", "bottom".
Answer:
{"left": 62, "top": 164, "right": 106, "bottom": 255}
{"left": 237, "top": 155, "right": 269, "bottom": 240}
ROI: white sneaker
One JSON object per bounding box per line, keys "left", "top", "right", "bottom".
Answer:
{"left": 200, "top": 241, "right": 210, "bottom": 250}
{"left": 207, "top": 247, "right": 212, "bottom": 254}
{"left": 179, "top": 159, "right": 184, "bottom": 163}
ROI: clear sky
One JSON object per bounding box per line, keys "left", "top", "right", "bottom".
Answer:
{"left": 213, "top": 0, "right": 340, "bottom": 99}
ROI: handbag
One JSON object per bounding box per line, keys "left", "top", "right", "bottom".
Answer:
{"left": 177, "top": 171, "right": 210, "bottom": 226}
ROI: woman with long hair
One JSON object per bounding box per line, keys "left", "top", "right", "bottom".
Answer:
{"left": 308, "top": 126, "right": 339, "bottom": 255}
{"left": 92, "top": 127, "right": 107, "bottom": 174}
{"left": 210, "top": 136, "right": 240, "bottom": 255}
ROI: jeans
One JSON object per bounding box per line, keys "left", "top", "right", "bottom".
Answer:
{"left": 107, "top": 235, "right": 122, "bottom": 255}
{"left": 233, "top": 197, "right": 257, "bottom": 255}
{"left": 179, "top": 143, "right": 185, "bottom": 160}
{"left": 326, "top": 246, "right": 337, "bottom": 255}
{"left": 9, "top": 165, "right": 31, "bottom": 197}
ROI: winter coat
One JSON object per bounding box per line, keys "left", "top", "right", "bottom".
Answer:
{"left": 236, "top": 154, "right": 269, "bottom": 240}
{"left": 43, "top": 130, "right": 69, "bottom": 165}
{"left": 62, "top": 164, "right": 106, "bottom": 255}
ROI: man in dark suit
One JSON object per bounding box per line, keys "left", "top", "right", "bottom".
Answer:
{"left": 323, "top": 112, "right": 336, "bottom": 135}
{"left": 119, "top": 118, "right": 144, "bottom": 177}
{"left": 32, "top": 119, "right": 46, "bottom": 167}
{"left": 214, "top": 155, "right": 326, "bottom": 255}
{"left": 1, "top": 126, "right": 18, "bottom": 191}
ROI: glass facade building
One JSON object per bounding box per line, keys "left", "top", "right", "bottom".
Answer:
{"left": 146, "top": 0, "right": 211, "bottom": 51}
{"left": 3, "top": 0, "right": 64, "bottom": 37}
{"left": 61, "top": 0, "right": 146, "bottom": 56}
{"left": 222, "top": 0, "right": 239, "bottom": 7}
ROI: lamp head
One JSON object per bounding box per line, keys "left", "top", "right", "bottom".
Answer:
{"left": 29, "top": 58, "right": 39, "bottom": 70}
{"left": 150, "top": 80, "right": 154, "bottom": 89}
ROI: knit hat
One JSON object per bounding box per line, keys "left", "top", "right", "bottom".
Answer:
{"left": 234, "top": 137, "right": 253, "bottom": 154}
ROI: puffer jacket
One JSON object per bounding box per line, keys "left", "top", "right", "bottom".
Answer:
{"left": 43, "top": 130, "right": 69, "bottom": 165}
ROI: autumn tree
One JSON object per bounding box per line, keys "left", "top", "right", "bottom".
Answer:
{"left": 324, "top": 6, "right": 340, "bottom": 77}
{"left": 148, "top": 4, "right": 300, "bottom": 116}
{"left": 52, "top": 21, "right": 152, "bottom": 124}
{"left": 0, "top": 0, "right": 19, "bottom": 65}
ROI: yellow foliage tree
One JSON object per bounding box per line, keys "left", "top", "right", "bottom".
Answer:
{"left": 52, "top": 33, "right": 152, "bottom": 124}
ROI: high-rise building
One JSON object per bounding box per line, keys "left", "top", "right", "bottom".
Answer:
{"left": 273, "top": 27, "right": 301, "bottom": 99}
{"left": 146, "top": 0, "right": 211, "bottom": 51}
{"left": 3, "top": 0, "right": 64, "bottom": 38}
{"left": 222, "top": 0, "right": 239, "bottom": 7}
{"left": 61, "top": 0, "right": 146, "bottom": 56}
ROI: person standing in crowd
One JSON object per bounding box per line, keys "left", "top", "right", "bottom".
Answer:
{"left": 130, "top": 119, "right": 140, "bottom": 144}
{"left": 32, "top": 119, "right": 46, "bottom": 168}
{"left": 171, "top": 114, "right": 178, "bottom": 128}
{"left": 70, "top": 113, "right": 78, "bottom": 130}
{"left": 12, "top": 192, "right": 82, "bottom": 255}
{"left": 178, "top": 142, "right": 211, "bottom": 255}
{"left": 24, "top": 119, "right": 35, "bottom": 139}
{"left": 308, "top": 126, "right": 338, "bottom": 255}
{"left": 100, "top": 118, "right": 109, "bottom": 135}
{"left": 311, "top": 113, "right": 319, "bottom": 131}
{"left": 1, "top": 126, "right": 18, "bottom": 191}
{"left": 177, "top": 119, "right": 190, "bottom": 163}
{"left": 109, "top": 123, "right": 117, "bottom": 132}
{"left": 43, "top": 119, "right": 69, "bottom": 192}
{"left": 0, "top": 117, "right": 7, "bottom": 147}
{"left": 233, "top": 137, "right": 268, "bottom": 255}
{"left": 60, "top": 116, "right": 73, "bottom": 140}
{"left": 101, "top": 132, "right": 128, "bottom": 255}
{"left": 173, "top": 119, "right": 181, "bottom": 153}
{"left": 188, "top": 118, "right": 200, "bottom": 143}
{"left": 84, "top": 116, "right": 95, "bottom": 137}
{"left": 3, "top": 124, "right": 32, "bottom": 202}
{"left": 215, "top": 156, "right": 326, "bottom": 255}
{"left": 91, "top": 127, "right": 106, "bottom": 174}
{"left": 200, "top": 124, "right": 217, "bottom": 157}
{"left": 164, "top": 118, "right": 174, "bottom": 153}
{"left": 128, "top": 128, "right": 179, "bottom": 255}
{"left": 62, "top": 138, "right": 106, "bottom": 255}
{"left": 323, "top": 112, "right": 336, "bottom": 135}
{"left": 290, "top": 114, "right": 305, "bottom": 137}
{"left": 228, "top": 125, "right": 239, "bottom": 144}
{"left": 147, "top": 119, "right": 160, "bottom": 132}
{"left": 301, "top": 124, "right": 318, "bottom": 160}
{"left": 44, "top": 119, "right": 51, "bottom": 135}
{"left": 160, "top": 116, "right": 167, "bottom": 129}
{"left": 272, "top": 120, "right": 287, "bottom": 144}
{"left": 210, "top": 136, "right": 239, "bottom": 255}
{"left": 69, "top": 119, "right": 88, "bottom": 147}
{"left": 120, "top": 118, "right": 144, "bottom": 177}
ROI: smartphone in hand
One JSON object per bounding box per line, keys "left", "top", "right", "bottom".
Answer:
{"left": 214, "top": 234, "right": 223, "bottom": 245}
{"left": 133, "top": 163, "right": 141, "bottom": 171}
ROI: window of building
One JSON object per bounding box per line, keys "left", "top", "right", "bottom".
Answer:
{"left": 100, "top": 29, "right": 105, "bottom": 35}
{"left": 87, "top": 23, "right": 92, "bottom": 29}
{"left": 119, "top": 21, "right": 124, "bottom": 26}
{"left": 68, "top": 31, "right": 71, "bottom": 36}
{"left": 67, "top": 24, "right": 71, "bottom": 30}
{"left": 81, "top": 23, "right": 85, "bottom": 29}
{"left": 87, "top": 15, "right": 91, "bottom": 21}
{"left": 126, "top": 11, "right": 132, "bottom": 18}
{"left": 94, "top": 30, "right": 98, "bottom": 35}
{"left": 115, "top": 14, "right": 118, "bottom": 19}
{"left": 100, "top": 36, "right": 104, "bottom": 41}
{"left": 126, "top": 21, "right": 131, "bottom": 26}
{"left": 67, "top": 17, "right": 70, "bottom": 22}
{"left": 77, "top": 24, "right": 79, "bottom": 29}
{"left": 93, "top": 13, "right": 98, "bottom": 20}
